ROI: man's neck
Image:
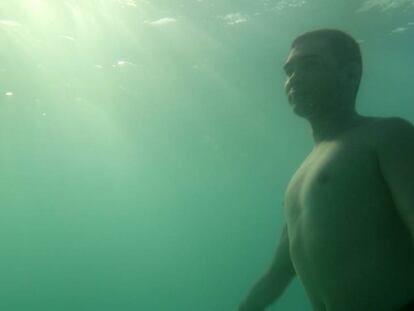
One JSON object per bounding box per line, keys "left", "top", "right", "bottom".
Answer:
{"left": 307, "top": 106, "right": 361, "bottom": 145}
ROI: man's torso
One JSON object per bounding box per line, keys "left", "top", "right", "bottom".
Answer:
{"left": 284, "top": 116, "right": 414, "bottom": 311}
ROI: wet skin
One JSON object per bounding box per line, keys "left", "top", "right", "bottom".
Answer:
{"left": 282, "top": 38, "right": 414, "bottom": 310}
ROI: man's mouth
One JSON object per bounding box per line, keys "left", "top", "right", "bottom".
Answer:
{"left": 289, "top": 88, "right": 306, "bottom": 95}
{"left": 289, "top": 89, "right": 307, "bottom": 100}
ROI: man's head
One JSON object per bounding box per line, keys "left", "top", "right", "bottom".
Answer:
{"left": 283, "top": 29, "right": 362, "bottom": 119}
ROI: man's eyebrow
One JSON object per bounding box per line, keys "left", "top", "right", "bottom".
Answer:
{"left": 283, "top": 54, "right": 323, "bottom": 71}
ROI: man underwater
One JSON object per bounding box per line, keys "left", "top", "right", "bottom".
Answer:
{"left": 239, "top": 29, "right": 414, "bottom": 311}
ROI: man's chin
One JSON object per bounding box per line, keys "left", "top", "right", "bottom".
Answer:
{"left": 291, "top": 101, "right": 317, "bottom": 118}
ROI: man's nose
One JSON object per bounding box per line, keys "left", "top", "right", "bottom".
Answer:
{"left": 285, "top": 71, "right": 305, "bottom": 91}
{"left": 284, "top": 78, "right": 291, "bottom": 93}
{"left": 284, "top": 73, "right": 296, "bottom": 92}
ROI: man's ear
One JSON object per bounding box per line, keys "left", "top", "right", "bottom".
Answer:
{"left": 340, "top": 61, "right": 360, "bottom": 89}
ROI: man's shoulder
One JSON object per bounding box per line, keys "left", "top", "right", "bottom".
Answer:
{"left": 372, "top": 116, "right": 413, "bottom": 127}
{"left": 369, "top": 116, "right": 414, "bottom": 138}
{"left": 340, "top": 116, "right": 413, "bottom": 149}
{"left": 365, "top": 116, "right": 414, "bottom": 150}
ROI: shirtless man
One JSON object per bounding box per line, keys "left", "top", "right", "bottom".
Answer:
{"left": 238, "top": 29, "right": 414, "bottom": 311}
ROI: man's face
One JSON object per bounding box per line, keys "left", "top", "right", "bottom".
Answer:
{"left": 283, "top": 38, "right": 342, "bottom": 118}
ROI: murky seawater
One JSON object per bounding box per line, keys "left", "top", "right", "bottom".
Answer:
{"left": 0, "top": 1, "right": 413, "bottom": 310}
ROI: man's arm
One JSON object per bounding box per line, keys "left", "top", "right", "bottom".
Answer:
{"left": 238, "top": 224, "right": 296, "bottom": 311}
{"left": 376, "top": 117, "right": 414, "bottom": 242}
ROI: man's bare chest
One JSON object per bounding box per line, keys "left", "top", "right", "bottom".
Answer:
{"left": 286, "top": 141, "right": 380, "bottom": 208}
{"left": 284, "top": 138, "right": 396, "bottom": 247}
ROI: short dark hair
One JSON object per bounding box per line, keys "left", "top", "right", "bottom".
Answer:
{"left": 292, "top": 29, "right": 363, "bottom": 99}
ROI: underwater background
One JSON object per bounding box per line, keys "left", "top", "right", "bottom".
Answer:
{"left": 0, "top": 0, "right": 413, "bottom": 310}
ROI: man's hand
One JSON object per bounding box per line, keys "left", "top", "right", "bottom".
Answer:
{"left": 237, "top": 224, "right": 295, "bottom": 311}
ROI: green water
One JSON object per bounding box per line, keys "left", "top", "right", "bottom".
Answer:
{"left": 0, "top": 1, "right": 413, "bottom": 310}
